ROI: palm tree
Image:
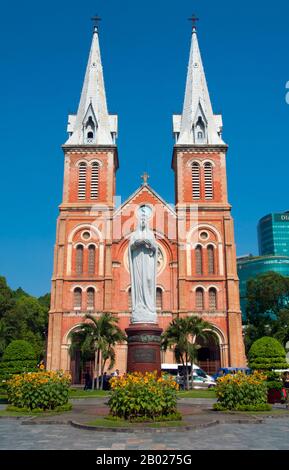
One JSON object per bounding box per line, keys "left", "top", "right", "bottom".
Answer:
{"left": 162, "top": 316, "right": 214, "bottom": 390}
{"left": 69, "top": 313, "right": 126, "bottom": 389}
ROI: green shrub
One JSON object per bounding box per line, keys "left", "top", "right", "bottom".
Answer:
{"left": 215, "top": 371, "right": 268, "bottom": 411}
{"left": 214, "top": 403, "right": 271, "bottom": 412}
{"left": 0, "top": 340, "right": 37, "bottom": 384}
{"left": 6, "top": 403, "right": 72, "bottom": 414}
{"left": 108, "top": 372, "right": 179, "bottom": 421}
{"left": 248, "top": 337, "right": 288, "bottom": 371}
{"left": 6, "top": 370, "right": 71, "bottom": 411}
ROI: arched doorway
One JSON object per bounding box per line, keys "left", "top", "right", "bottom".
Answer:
{"left": 68, "top": 329, "right": 95, "bottom": 385}
{"left": 196, "top": 331, "right": 221, "bottom": 375}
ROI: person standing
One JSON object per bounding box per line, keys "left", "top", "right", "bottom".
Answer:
{"left": 282, "top": 372, "right": 289, "bottom": 408}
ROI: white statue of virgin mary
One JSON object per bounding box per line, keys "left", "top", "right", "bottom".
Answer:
{"left": 128, "top": 208, "right": 157, "bottom": 324}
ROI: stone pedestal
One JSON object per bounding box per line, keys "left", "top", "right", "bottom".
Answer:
{"left": 126, "top": 323, "right": 163, "bottom": 375}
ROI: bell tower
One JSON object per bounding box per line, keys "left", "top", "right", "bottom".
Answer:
{"left": 172, "top": 18, "right": 246, "bottom": 367}
{"left": 47, "top": 21, "right": 118, "bottom": 373}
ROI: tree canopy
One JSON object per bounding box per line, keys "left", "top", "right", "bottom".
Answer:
{"left": 0, "top": 276, "right": 50, "bottom": 360}
{"left": 245, "top": 271, "right": 289, "bottom": 352}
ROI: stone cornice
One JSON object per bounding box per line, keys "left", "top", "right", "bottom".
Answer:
{"left": 171, "top": 144, "right": 228, "bottom": 168}
{"left": 62, "top": 144, "right": 119, "bottom": 169}
{"left": 175, "top": 203, "right": 232, "bottom": 211}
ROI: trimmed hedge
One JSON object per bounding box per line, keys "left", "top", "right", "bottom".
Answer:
{"left": 248, "top": 337, "right": 288, "bottom": 371}
{"left": 0, "top": 340, "right": 37, "bottom": 384}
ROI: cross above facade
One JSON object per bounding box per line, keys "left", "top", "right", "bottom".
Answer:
{"left": 141, "top": 172, "right": 150, "bottom": 185}
{"left": 91, "top": 14, "right": 101, "bottom": 31}
{"left": 188, "top": 14, "right": 199, "bottom": 31}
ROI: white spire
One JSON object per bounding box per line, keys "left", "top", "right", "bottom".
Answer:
{"left": 65, "top": 27, "right": 117, "bottom": 146}
{"left": 173, "top": 26, "right": 224, "bottom": 146}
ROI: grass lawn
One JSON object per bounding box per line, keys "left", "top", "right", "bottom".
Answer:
{"left": 69, "top": 388, "right": 216, "bottom": 399}
{"left": 69, "top": 388, "right": 109, "bottom": 398}
{"left": 178, "top": 389, "right": 216, "bottom": 399}
{"left": 86, "top": 417, "right": 183, "bottom": 428}
{"left": 0, "top": 408, "right": 34, "bottom": 417}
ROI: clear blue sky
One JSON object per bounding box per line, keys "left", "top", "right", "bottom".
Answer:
{"left": 0, "top": 0, "right": 288, "bottom": 296}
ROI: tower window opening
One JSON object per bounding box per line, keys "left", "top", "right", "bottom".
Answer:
{"left": 192, "top": 162, "right": 201, "bottom": 199}
{"left": 76, "top": 245, "right": 84, "bottom": 275}
{"left": 91, "top": 162, "right": 99, "bottom": 199}
{"left": 74, "top": 288, "right": 82, "bottom": 309}
{"left": 196, "top": 288, "right": 204, "bottom": 310}
{"left": 87, "top": 288, "right": 95, "bottom": 309}
{"left": 209, "top": 288, "right": 217, "bottom": 310}
{"left": 207, "top": 245, "right": 215, "bottom": 274}
{"left": 156, "top": 288, "right": 163, "bottom": 311}
{"left": 78, "top": 162, "right": 87, "bottom": 200}
{"left": 88, "top": 245, "right": 96, "bottom": 274}
{"left": 195, "top": 245, "right": 203, "bottom": 275}
{"left": 204, "top": 162, "right": 214, "bottom": 200}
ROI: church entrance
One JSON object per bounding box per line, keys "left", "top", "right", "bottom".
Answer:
{"left": 69, "top": 332, "right": 95, "bottom": 385}
{"left": 196, "top": 332, "right": 221, "bottom": 375}
{"left": 70, "top": 350, "right": 94, "bottom": 385}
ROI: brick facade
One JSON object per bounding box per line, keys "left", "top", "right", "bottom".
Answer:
{"left": 46, "top": 26, "right": 246, "bottom": 382}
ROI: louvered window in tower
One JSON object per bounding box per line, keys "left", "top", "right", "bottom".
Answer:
{"left": 196, "top": 288, "right": 204, "bottom": 310}
{"left": 74, "top": 288, "right": 82, "bottom": 309}
{"left": 209, "top": 288, "right": 217, "bottom": 311}
{"left": 88, "top": 245, "right": 96, "bottom": 275}
{"left": 192, "top": 163, "right": 201, "bottom": 199}
{"left": 91, "top": 162, "right": 99, "bottom": 199}
{"left": 195, "top": 245, "right": 203, "bottom": 275}
{"left": 204, "top": 162, "right": 213, "bottom": 200}
{"left": 78, "top": 163, "right": 87, "bottom": 200}
{"left": 76, "top": 245, "right": 84, "bottom": 275}
{"left": 156, "top": 288, "right": 163, "bottom": 311}
{"left": 207, "top": 245, "right": 215, "bottom": 274}
{"left": 87, "top": 288, "right": 95, "bottom": 309}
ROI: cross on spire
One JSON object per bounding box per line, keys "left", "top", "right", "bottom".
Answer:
{"left": 188, "top": 14, "right": 199, "bottom": 32}
{"left": 141, "top": 172, "right": 150, "bottom": 185}
{"left": 91, "top": 14, "right": 101, "bottom": 32}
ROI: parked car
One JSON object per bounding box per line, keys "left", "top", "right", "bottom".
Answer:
{"left": 213, "top": 367, "right": 251, "bottom": 381}
{"left": 161, "top": 363, "right": 216, "bottom": 389}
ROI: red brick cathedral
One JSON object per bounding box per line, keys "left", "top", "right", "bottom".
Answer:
{"left": 47, "top": 22, "right": 246, "bottom": 382}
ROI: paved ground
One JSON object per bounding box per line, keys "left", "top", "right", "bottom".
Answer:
{"left": 1, "top": 417, "right": 289, "bottom": 450}
{"left": 2, "top": 398, "right": 289, "bottom": 450}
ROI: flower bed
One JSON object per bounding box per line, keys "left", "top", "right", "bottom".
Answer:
{"left": 6, "top": 370, "right": 71, "bottom": 411}
{"left": 214, "top": 371, "right": 271, "bottom": 412}
{"left": 108, "top": 372, "right": 180, "bottom": 421}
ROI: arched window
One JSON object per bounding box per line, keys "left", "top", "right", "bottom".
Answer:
{"left": 156, "top": 288, "right": 163, "bottom": 311}
{"left": 195, "top": 116, "right": 206, "bottom": 144}
{"left": 204, "top": 162, "right": 213, "bottom": 200}
{"left": 88, "top": 245, "right": 96, "bottom": 275}
{"left": 195, "top": 245, "right": 203, "bottom": 275}
{"left": 85, "top": 116, "right": 95, "bottom": 144}
{"left": 78, "top": 162, "right": 87, "bottom": 200}
{"left": 198, "top": 131, "right": 203, "bottom": 140}
{"left": 209, "top": 288, "right": 217, "bottom": 311}
{"left": 192, "top": 162, "right": 201, "bottom": 199}
{"left": 128, "top": 288, "right": 132, "bottom": 311}
{"left": 90, "top": 162, "right": 99, "bottom": 199}
{"left": 207, "top": 245, "right": 215, "bottom": 275}
{"left": 196, "top": 288, "right": 204, "bottom": 310}
{"left": 74, "top": 288, "right": 82, "bottom": 309}
{"left": 87, "top": 288, "right": 95, "bottom": 309}
{"left": 76, "top": 245, "right": 84, "bottom": 275}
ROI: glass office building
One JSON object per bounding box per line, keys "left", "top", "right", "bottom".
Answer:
{"left": 237, "top": 255, "right": 289, "bottom": 320}
{"left": 258, "top": 212, "right": 289, "bottom": 256}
